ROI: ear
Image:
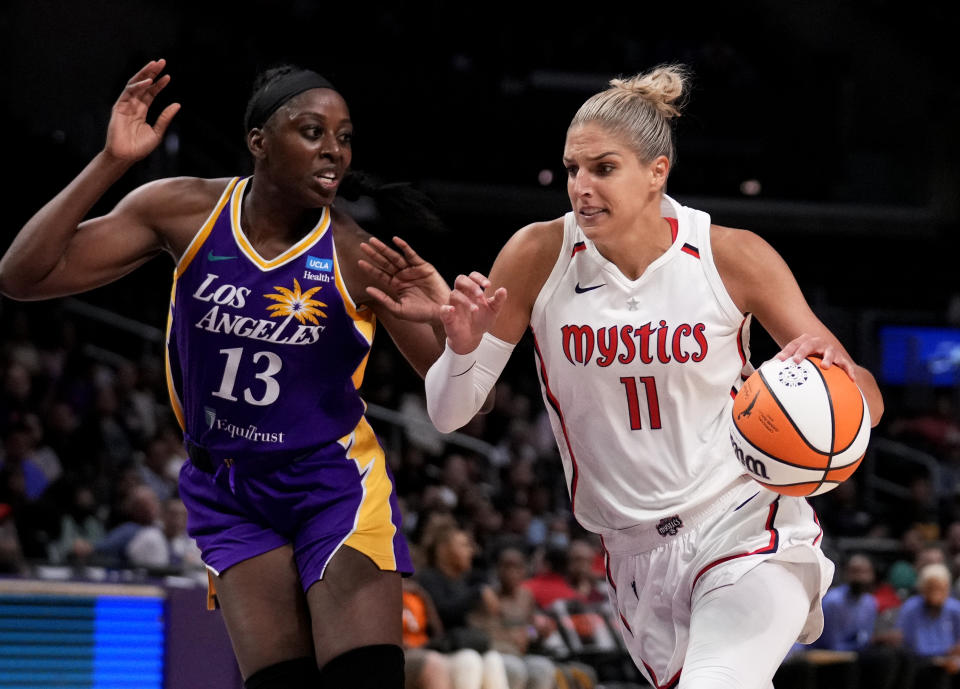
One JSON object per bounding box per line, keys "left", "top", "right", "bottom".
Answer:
{"left": 649, "top": 155, "right": 670, "bottom": 192}
{"left": 247, "top": 128, "right": 266, "bottom": 160}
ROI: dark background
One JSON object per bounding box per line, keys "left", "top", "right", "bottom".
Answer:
{"left": 0, "top": 0, "right": 957, "bottom": 385}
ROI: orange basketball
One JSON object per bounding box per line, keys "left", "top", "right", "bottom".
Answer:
{"left": 729, "top": 356, "right": 870, "bottom": 497}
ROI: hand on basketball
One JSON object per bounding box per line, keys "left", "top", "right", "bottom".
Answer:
{"left": 776, "top": 333, "right": 856, "bottom": 381}
{"left": 440, "top": 272, "right": 508, "bottom": 354}
{"left": 360, "top": 235, "right": 450, "bottom": 323}
{"left": 105, "top": 59, "right": 180, "bottom": 163}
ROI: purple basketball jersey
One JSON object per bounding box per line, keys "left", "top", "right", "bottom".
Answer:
{"left": 166, "top": 177, "right": 374, "bottom": 458}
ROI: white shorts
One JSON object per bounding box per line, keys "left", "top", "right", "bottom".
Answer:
{"left": 600, "top": 476, "right": 834, "bottom": 689}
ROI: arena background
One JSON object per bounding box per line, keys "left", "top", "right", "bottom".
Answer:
{"left": 0, "top": 2, "right": 958, "bottom": 688}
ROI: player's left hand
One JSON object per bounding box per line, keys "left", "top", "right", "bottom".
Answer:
{"left": 776, "top": 333, "right": 856, "bottom": 381}
{"left": 359, "top": 235, "right": 450, "bottom": 323}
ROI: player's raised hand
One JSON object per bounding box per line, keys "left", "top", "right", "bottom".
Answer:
{"left": 440, "top": 272, "right": 507, "bottom": 354}
{"left": 360, "top": 235, "right": 450, "bottom": 323}
{"left": 105, "top": 59, "right": 180, "bottom": 162}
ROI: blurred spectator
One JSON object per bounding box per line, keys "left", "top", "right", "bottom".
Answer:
{"left": 567, "top": 540, "right": 606, "bottom": 605}
{"left": 814, "top": 553, "right": 907, "bottom": 689}
{"left": 162, "top": 496, "right": 202, "bottom": 571}
{"left": 138, "top": 435, "right": 178, "bottom": 502}
{"left": 80, "top": 384, "right": 135, "bottom": 473}
{"left": 94, "top": 484, "right": 166, "bottom": 568}
{"left": 406, "top": 553, "right": 513, "bottom": 689}
{"left": 522, "top": 546, "right": 579, "bottom": 610}
{"left": 403, "top": 578, "right": 507, "bottom": 689}
{"left": 114, "top": 361, "right": 158, "bottom": 445}
{"left": 46, "top": 479, "right": 105, "bottom": 565}
{"left": 43, "top": 401, "right": 85, "bottom": 471}
{"left": 480, "top": 547, "right": 557, "bottom": 689}
{"left": 0, "top": 421, "right": 50, "bottom": 501}
{"left": 417, "top": 525, "right": 496, "bottom": 653}
{"left": 897, "top": 563, "right": 960, "bottom": 689}
{"left": 0, "top": 362, "right": 34, "bottom": 433}
{"left": 886, "top": 471, "right": 941, "bottom": 541}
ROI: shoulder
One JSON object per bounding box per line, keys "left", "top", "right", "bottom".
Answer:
{"left": 120, "top": 177, "right": 233, "bottom": 217}
{"left": 500, "top": 217, "right": 565, "bottom": 265}
{"left": 901, "top": 595, "right": 922, "bottom": 613}
{"left": 709, "top": 224, "right": 776, "bottom": 276}
{"left": 329, "top": 205, "right": 371, "bottom": 252}
{"left": 118, "top": 177, "right": 236, "bottom": 254}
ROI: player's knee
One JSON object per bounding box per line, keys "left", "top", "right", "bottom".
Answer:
{"left": 319, "top": 644, "right": 405, "bottom": 689}
{"left": 244, "top": 656, "right": 320, "bottom": 689}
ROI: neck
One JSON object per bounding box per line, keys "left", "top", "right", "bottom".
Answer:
{"left": 243, "top": 176, "right": 324, "bottom": 244}
{"left": 592, "top": 206, "right": 673, "bottom": 281}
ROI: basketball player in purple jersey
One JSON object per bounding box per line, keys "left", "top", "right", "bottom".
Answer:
{"left": 0, "top": 59, "right": 450, "bottom": 689}
{"left": 409, "top": 66, "right": 885, "bottom": 689}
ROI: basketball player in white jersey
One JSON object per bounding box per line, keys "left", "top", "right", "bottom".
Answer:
{"left": 402, "top": 65, "right": 884, "bottom": 689}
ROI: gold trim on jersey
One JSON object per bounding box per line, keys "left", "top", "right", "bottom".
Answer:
{"left": 331, "top": 241, "right": 376, "bottom": 389}
{"left": 164, "top": 280, "right": 186, "bottom": 430}
{"left": 174, "top": 177, "right": 240, "bottom": 279}
{"left": 339, "top": 417, "right": 398, "bottom": 572}
{"left": 229, "top": 177, "right": 331, "bottom": 271}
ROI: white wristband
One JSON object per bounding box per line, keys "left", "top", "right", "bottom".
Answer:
{"left": 425, "top": 332, "right": 516, "bottom": 433}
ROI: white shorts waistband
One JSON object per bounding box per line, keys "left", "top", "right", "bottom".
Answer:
{"left": 600, "top": 477, "right": 758, "bottom": 554}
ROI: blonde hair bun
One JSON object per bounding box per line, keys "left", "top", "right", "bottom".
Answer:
{"left": 609, "top": 65, "right": 689, "bottom": 119}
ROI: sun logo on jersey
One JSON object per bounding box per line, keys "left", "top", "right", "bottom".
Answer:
{"left": 263, "top": 279, "right": 328, "bottom": 325}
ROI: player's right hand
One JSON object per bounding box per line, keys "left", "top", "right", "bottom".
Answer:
{"left": 104, "top": 59, "right": 180, "bottom": 162}
{"left": 439, "top": 272, "right": 507, "bottom": 354}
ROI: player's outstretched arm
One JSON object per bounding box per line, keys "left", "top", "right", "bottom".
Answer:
{"left": 713, "top": 226, "right": 883, "bottom": 426}
{"left": 424, "top": 219, "right": 562, "bottom": 432}
{"left": 0, "top": 59, "right": 180, "bottom": 300}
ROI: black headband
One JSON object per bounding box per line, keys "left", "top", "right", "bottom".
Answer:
{"left": 244, "top": 69, "right": 336, "bottom": 132}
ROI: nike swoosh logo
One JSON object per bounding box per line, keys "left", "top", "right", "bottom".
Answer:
{"left": 207, "top": 251, "right": 237, "bottom": 262}
{"left": 574, "top": 282, "right": 605, "bottom": 294}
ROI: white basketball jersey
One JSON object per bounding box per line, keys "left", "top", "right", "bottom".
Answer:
{"left": 530, "top": 195, "right": 753, "bottom": 534}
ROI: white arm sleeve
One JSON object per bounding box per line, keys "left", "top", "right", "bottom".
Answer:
{"left": 425, "top": 332, "right": 516, "bottom": 433}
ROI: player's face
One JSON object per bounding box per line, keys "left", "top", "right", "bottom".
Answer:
{"left": 258, "top": 89, "right": 353, "bottom": 206}
{"left": 563, "top": 123, "right": 665, "bottom": 238}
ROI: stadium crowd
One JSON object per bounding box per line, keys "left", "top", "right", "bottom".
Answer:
{"left": 2, "top": 295, "right": 960, "bottom": 689}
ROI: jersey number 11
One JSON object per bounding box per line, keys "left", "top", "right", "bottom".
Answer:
{"left": 619, "top": 376, "right": 662, "bottom": 430}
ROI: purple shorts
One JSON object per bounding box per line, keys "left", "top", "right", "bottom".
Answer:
{"left": 178, "top": 417, "right": 412, "bottom": 590}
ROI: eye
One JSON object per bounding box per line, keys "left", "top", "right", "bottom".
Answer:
{"left": 597, "top": 163, "right": 615, "bottom": 175}
{"left": 302, "top": 126, "right": 323, "bottom": 139}
{"left": 338, "top": 132, "right": 353, "bottom": 145}
{"left": 565, "top": 165, "right": 578, "bottom": 177}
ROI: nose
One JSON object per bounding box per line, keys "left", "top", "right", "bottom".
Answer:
{"left": 570, "top": 171, "right": 592, "bottom": 199}
{"left": 319, "top": 131, "right": 341, "bottom": 160}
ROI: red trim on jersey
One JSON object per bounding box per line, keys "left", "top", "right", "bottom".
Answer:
{"left": 532, "top": 331, "right": 580, "bottom": 513}
{"left": 600, "top": 537, "right": 616, "bottom": 590}
{"left": 736, "top": 314, "right": 750, "bottom": 367}
{"left": 667, "top": 216, "right": 679, "bottom": 243}
{"left": 691, "top": 497, "right": 781, "bottom": 593}
{"left": 571, "top": 241, "right": 586, "bottom": 257}
{"left": 681, "top": 243, "right": 700, "bottom": 258}
{"left": 641, "top": 660, "right": 682, "bottom": 689}
{"left": 730, "top": 386, "right": 738, "bottom": 400}
{"left": 811, "top": 504, "right": 823, "bottom": 545}
{"left": 619, "top": 612, "right": 634, "bottom": 635}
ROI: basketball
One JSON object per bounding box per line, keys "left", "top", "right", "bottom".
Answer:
{"left": 729, "top": 356, "right": 871, "bottom": 497}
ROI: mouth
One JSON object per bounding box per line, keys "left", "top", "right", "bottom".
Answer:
{"left": 314, "top": 169, "right": 341, "bottom": 191}
{"left": 578, "top": 206, "right": 607, "bottom": 219}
